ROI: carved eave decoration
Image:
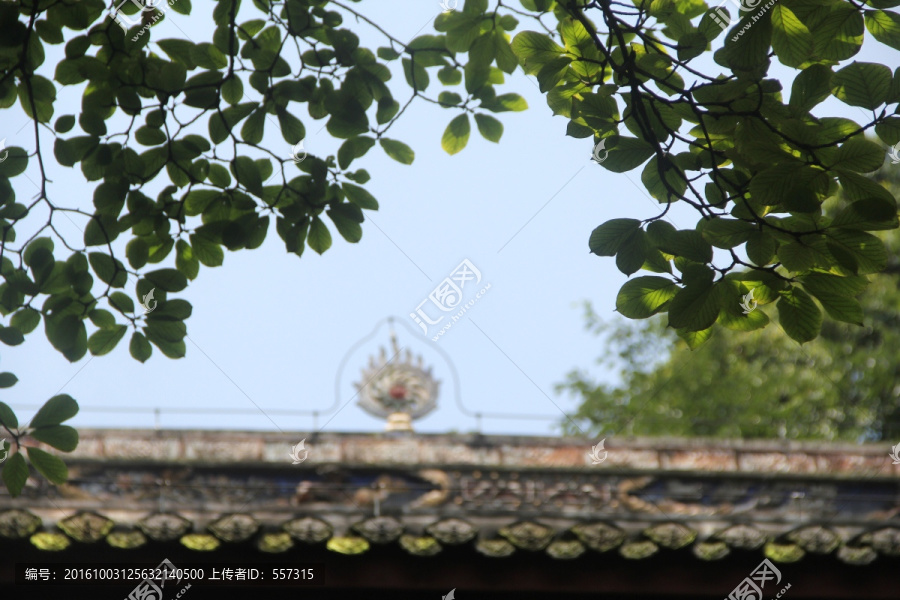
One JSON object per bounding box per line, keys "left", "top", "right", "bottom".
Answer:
{"left": 355, "top": 333, "right": 439, "bottom": 432}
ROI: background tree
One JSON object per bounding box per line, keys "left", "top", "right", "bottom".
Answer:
{"left": 1, "top": 0, "right": 898, "bottom": 492}
{"left": 558, "top": 167, "right": 900, "bottom": 441}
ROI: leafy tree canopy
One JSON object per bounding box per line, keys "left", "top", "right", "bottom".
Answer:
{"left": 0, "top": 0, "right": 899, "bottom": 492}
{"left": 558, "top": 170, "right": 900, "bottom": 441}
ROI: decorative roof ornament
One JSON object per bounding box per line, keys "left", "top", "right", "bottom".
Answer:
{"left": 355, "top": 329, "right": 439, "bottom": 432}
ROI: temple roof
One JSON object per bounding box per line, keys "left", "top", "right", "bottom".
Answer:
{"left": 2, "top": 430, "right": 899, "bottom": 567}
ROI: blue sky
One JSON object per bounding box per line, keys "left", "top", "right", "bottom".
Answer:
{"left": 3, "top": 1, "right": 897, "bottom": 438}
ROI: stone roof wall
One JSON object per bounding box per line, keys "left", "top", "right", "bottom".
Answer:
{"left": 63, "top": 429, "right": 897, "bottom": 477}
{"left": 2, "top": 430, "right": 898, "bottom": 567}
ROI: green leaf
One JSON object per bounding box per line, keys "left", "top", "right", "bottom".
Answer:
{"left": 54, "top": 115, "right": 75, "bottom": 134}
{"left": 699, "top": 217, "right": 755, "bottom": 249}
{"left": 189, "top": 234, "right": 225, "bottom": 267}
{"left": 771, "top": 5, "right": 814, "bottom": 68}
{"left": 776, "top": 287, "right": 822, "bottom": 343}
{"left": 777, "top": 240, "right": 828, "bottom": 272}
{"left": 151, "top": 298, "right": 193, "bottom": 321}
{"left": 675, "top": 326, "right": 714, "bottom": 349}
{"left": 800, "top": 272, "right": 868, "bottom": 297}
{"left": 824, "top": 229, "right": 887, "bottom": 274}
{"left": 865, "top": 9, "right": 900, "bottom": 50}
{"left": 831, "top": 139, "right": 887, "bottom": 172}
{"left": 489, "top": 93, "right": 528, "bottom": 112}
{"left": 438, "top": 66, "right": 462, "bottom": 85}
{"left": 232, "top": 156, "right": 263, "bottom": 195}
{"left": 343, "top": 183, "right": 379, "bottom": 210}
{"left": 157, "top": 39, "right": 198, "bottom": 69}
{"left": 26, "top": 447, "right": 68, "bottom": 485}
{"left": 0, "top": 327, "right": 25, "bottom": 346}
{"left": 647, "top": 222, "right": 713, "bottom": 263}
{"left": 640, "top": 156, "right": 688, "bottom": 203}
{"left": 0, "top": 372, "right": 17, "bottom": 389}
{"left": 126, "top": 238, "right": 150, "bottom": 269}
{"left": 222, "top": 76, "right": 244, "bottom": 105}
{"left": 589, "top": 218, "right": 642, "bottom": 256}
{"left": 109, "top": 291, "right": 135, "bottom": 314}
{"left": 88, "top": 253, "right": 127, "bottom": 287}
{"left": 746, "top": 231, "right": 778, "bottom": 266}
{"left": 327, "top": 205, "right": 363, "bottom": 243}
{"left": 176, "top": 239, "right": 200, "bottom": 280}
{"left": 831, "top": 198, "right": 899, "bottom": 230}
{"left": 30, "top": 425, "right": 78, "bottom": 452}
{"left": 144, "top": 320, "right": 186, "bottom": 343}
{"left": 144, "top": 330, "right": 186, "bottom": 359}
{"left": 2, "top": 454, "right": 28, "bottom": 497}
{"left": 83, "top": 216, "right": 116, "bottom": 246}
{"left": 814, "top": 6, "right": 865, "bottom": 62}
{"left": 88, "top": 309, "right": 116, "bottom": 330}
{"left": 677, "top": 31, "right": 708, "bottom": 62}
{"left": 18, "top": 75, "right": 56, "bottom": 123}
{"left": 718, "top": 300, "right": 770, "bottom": 332}
{"left": 87, "top": 325, "right": 127, "bottom": 356}
{"left": 129, "top": 331, "right": 152, "bottom": 363}
{"left": 241, "top": 109, "right": 266, "bottom": 144}
{"left": 875, "top": 116, "right": 900, "bottom": 145}
{"left": 207, "top": 163, "right": 232, "bottom": 187}
{"left": 402, "top": 57, "right": 429, "bottom": 90}
{"left": 616, "top": 229, "right": 649, "bottom": 276}
{"left": 837, "top": 169, "right": 898, "bottom": 205}
{"left": 135, "top": 126, "right": 167, "bottom": 146}
{"left": 599, "top": 137, "right": 655, "bottom": 173}
{"left": 144, "top": 269, "right": 188, "bottom": 292}
{"left": 308, "top": 217, "right": 332, "bottom": 254}
{"left": 376, "top": 97, "right": 400, "bottom": 124}
{"left": 511, "top": 31, "right": 564, "bottom": 75}
{"left": 277, "top": 109, "right": 305, "bottom": 144}
{"left": 790, "top": 64, "right": 833, "bottom": 112}
{"left": 831, "top": 61, "right": 892, "bottom": 109}
{"left": 377, "top": 47, "right": 400, "bottom": 60}
{"left": 615, "top": 276, "right": 679, "bottom": 318}
{"left": 30, "top": 394, "right": 78, "bottom": 428}
{"left": 0, "top": 146, "right": 28, "bottom": 178}
{"left": 667, "top": 280, "right": 720, "bottom": 332}
{"left": 327, "top": 94, "right": 370, "bottom": 138}
{"left": 474, "top": 113, "right": 503, "bottom": 142}
{"left": 442, "top": 114, "right": 471, "bottom": 155}
{"left": 10, "top": 308, "right": 41, "bottom": 335}
{"left": 800, "top": 273, "right": 866, "bottom": 325}
{"left": 0, "top": 401, "right": 17, "bottom": 428}
{"left": 183, "top": 189, "right": 222, "bottom": 216}
{"left": 379, "top": 138, "right": 415, "bottom": 164}
{"left": 338, "top": 136, "right": 376, "bottom": 170}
